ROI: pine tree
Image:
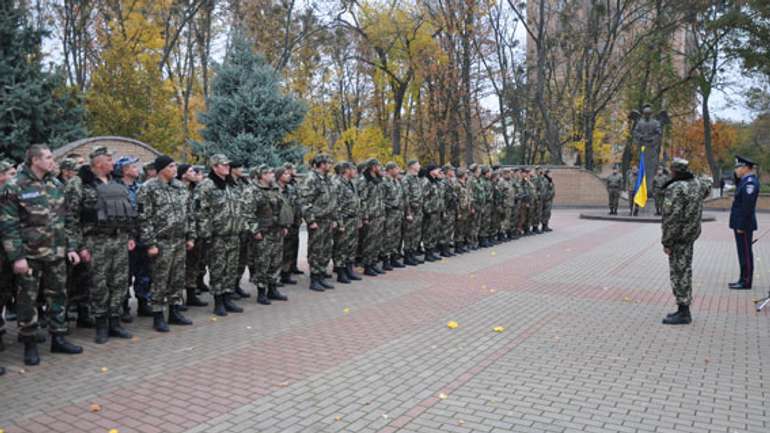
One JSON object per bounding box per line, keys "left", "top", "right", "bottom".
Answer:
{"left": 0, "top": 0, "right": 87, "bottom": 162}
{"left": 194, "top": 31, "right": 307, "bottom": 166}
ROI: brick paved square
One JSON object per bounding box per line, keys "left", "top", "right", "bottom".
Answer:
{"left": 1, "top": 210, "right": 768, "bottom": 433}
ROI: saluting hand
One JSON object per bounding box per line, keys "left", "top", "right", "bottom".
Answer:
{"left": 13, "top": 258, "right": 29, "bottom": 275}
{"left": 67, "top": 251, "right": 80, "bottom": 266}
{"left": 128, "top": 239, "right": 136, "bottom": 252}
{"left": 148, "top": 246, "right": 159, "bottom": 257}
{"left": 186, "top": 240, "right": 195, "bottom": 251}
{"left": 309, "top": 222, "right": 319, "bottom": 230}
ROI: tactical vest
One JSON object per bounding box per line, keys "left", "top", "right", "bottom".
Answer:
{"left": 91, "top": 181, "right": 136, "bottom": 228}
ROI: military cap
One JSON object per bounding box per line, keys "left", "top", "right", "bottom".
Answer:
{"left": 385, "top": 161, "right": 399, "bottom": 171}
{"left": 313, "top": 153, "right": 333, "bottom": 166}
{"left": 442, "top": 163, "right": 455, "bottom": 172}
{"left": 0, "top": 160, "right": 13, "bottom": 173}
{"left": 735, "top": 155, "right": 755, "bottom": 168}
{"left": 468, "top": 163, "right": 478, "bottom": 172}
{"left": 492, "top": 164, "right": 501, "bottom": 171}
{"left": 356, "top": 162, "right": 367, "bottom": 171}
{"left": 407, "top": 159, "right": 420, "bottom": 167}
{"left": 58, "top": 158, "right": 78, "bottom": 172}
{"left": 282, "top": 162, "right": 295, "bottom": 170}
{"left": 209, "top": 154, "right": 230, "bottom": 166}
{"left": 256, "top": 164, "right": 274, "bottom": 177}
{"left": 230, "top": 159, "right": 244, "bottom": 169}
{"left": 670, "top": 157, "right": 689, "bottom": 172}
{"left": 366, "top": 158, "right": 381, "bottom": 169}
{"left": 425, "top": 163, "right": 439, "bottom": 173}
{"left": 143, "top": 161, "right": 156, "bottom": 171}
{"left": 480, "top": 165, "right": 490, "bottom": 174}
{"left": 275, "top": 166, "right": 287, "bottom": 179}
{"left": 456, "top": 167, "right": 467, "bottom": 177}
{"left": 249, "top": 166, "right": 260, "bottom": 178}
{"left": 89, "top": 145, "right": 113, "bottom": 160}
{"left": 334, "top": 162, "right": 346, "bottom": 175}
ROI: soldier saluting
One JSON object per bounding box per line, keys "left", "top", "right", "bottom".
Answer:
{"left": 728, "top": 155, "right": 760, "bottom": 290}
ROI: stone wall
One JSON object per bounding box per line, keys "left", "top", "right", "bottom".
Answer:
{"left": 54, "top": 136, "right": 160, "bottom": 162}
{"left": 704, "top": 193, "right": 770, "bottom": 213}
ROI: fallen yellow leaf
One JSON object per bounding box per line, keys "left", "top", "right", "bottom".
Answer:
{"left": 109, "top": 429, "right": 119, "bottom": 433}
{"left": 334, "top": 416, "right": 342, "bottom": 422}
{"left": 493, "top": 326, "right": 505, "bottom": 333}
{"left": 447, "top": 321, "right": 459, "bottom": 329}
{"left": 130, "top": 336, "right": 140, "bottom": 342}
{"left": 489, "top": 289, "right": 496, "bottom": 293}
{"left": 100, "top": 367, "right": 109, "bottom": 373}
{"left": 490, "top": 251, "right": 497, "bottom": 256}
{"left": 89, "top": 403, "right": 102, "bottom": 413}
{"left": 210, "top": 317, "right": 218, "bottom": 322}
{"left": 481, "top": 284, "right": 487, "bottom": 289}
{"left": 343, "top": 308, "right": 350, "bottom": 314}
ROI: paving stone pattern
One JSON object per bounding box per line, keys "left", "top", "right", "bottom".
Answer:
{"left": 1, "top": 210, "right": 768, "bottom": 433}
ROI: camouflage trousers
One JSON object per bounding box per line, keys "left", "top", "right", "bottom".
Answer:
{"left": 208, "top": 235, "right": 240, "bottom": 296}
{"left": 498, "top": 207, "right": 512, "bottom": 233}
{"left": 608, "top": 189, "right": 620, "bottom": 211}
{"left": 250, "top": 229, "right": 284, "bottom": 287}
{"left": 236, "top": 232, "right": 252, "bottom": 281}
{"left": 282, "top": 225, "right": 300, "bottom": 272}
{"left": 422, "top": 211, "right": 442, "bottom": 249}
{"left": 441, "top": 210, "right": 456, "bottom": 246}
{"left": 333, "top": 217, "right": 359, "bottom": 268}
{"left": 668, "top": 242, "right": 694, "bottom": 306}
{"left": 308, "top": 220, "right": 334, "bottom": 275}
{"left": 402, "top": 211, "right": 423, "bottom": 254}
{"left": 510, "top": 204, "right": 519, "bottom": 233}
{"left": 385, "top": 210, "right": 403, "bottom": 258}
{"left": 16, "top": 258, "right": 68, "bottom": 337}
{"left": 654, "top": 193, "right": 664, "bottom": 215}
{"left": 149, "top": 239, "right": 186, "bottom": 313}
{"left": 455, "top": 213, "right": 471, "bottom": 245}
{"left": 529, "top": 199, "right": 542, "bottom": 228}
{"left": 184, "top": 241, "right": 204, "bottom": 289}
{"left": 542, "top": 200, "right": 553, "bottom": 226}
{"left": 129, "top": 246, "right": 151, "bottom": 300}
{"left": 481, "top": 205, "right": 495, "bottom": 238}
{"left": 361, "top": 216, "right": 385, "bottom": 265}
{"left": 0, "top": 259, "right": 15, "bottom": 335}
{"left": 86, "top": 233, "right": 129, "bottom": 318}
{"left": 517, "top": 203, "right": 530, "bottom": 231}
{"left": 469, "top": 208, "right": 482, "bottom": 245}
{"left": 66, "top": 260, "right": 90, "bottom": 308}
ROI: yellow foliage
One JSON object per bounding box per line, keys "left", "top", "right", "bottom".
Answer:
{"left": 339, "top": 127, "right": 393, "bottom": 163}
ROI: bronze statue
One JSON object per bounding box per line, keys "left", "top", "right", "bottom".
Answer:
{"left": 629, "top": 104, "right": 669, "bottom": 194}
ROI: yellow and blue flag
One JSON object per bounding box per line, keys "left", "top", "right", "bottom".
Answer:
{"left": 633, "top": 146, "right": 648, "bottom": 208}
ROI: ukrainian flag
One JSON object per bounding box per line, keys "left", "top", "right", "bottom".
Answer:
{"left": 633, "top": 146, "right": 648, "bottom": 208}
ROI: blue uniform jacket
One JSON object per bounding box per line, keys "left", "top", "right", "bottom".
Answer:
{"left": 729, "top": 174, "right": 759, "bottom": 231}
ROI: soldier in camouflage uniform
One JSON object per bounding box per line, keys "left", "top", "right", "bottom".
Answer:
{"left": 541, "top": 169, "right": 555, "bottom": 232}
{"left": 454, "top": 168, "right": 472, "bottom": 253}
{"left": 195, "top": 154, "right": 244, "bottom": 316}
{"left": 605, "top": 166, "right": 623, "bottom": 215}
{"left": 518, "top": 169, "right": 534, "bottom": 235}
{"left": 626, "top": 166, "right": 639, "bottom": 216}
{"left": 0, "top": 145, "right": 84, "bottom": 366}
{"left": 529, "top": 167, "right": 543, "bottom": 233}
{"left": 401, "top": 160, "right": 424, "bottom": 266}
{"left": 359, "top": 159, "right": 387, "bottom": 275}
{"left": 467, "top": 164, "right": 483, "bottom": 249}
{"left": 230, "top": 161, "right": 252, "bottom": 299}
{"left": 176, "top": 164, "right": 208, "bottom": 309}
{"left": 0, "top": 160, "right": 16, "bottom": 373}
{"left": 137, "top": 155, "right": 196, "bottom": 332}
{"left": 661, "top": 158, "right": 705, "bottom": 325}
{"left": 332, "top": 162, "right": 362, "bottom": 284}
{"left": 244, "top": 165, "right": 291, "bottom": 305}
{"left": 301, "top": 154, "right": 338, "bottom": 291}
{"left": 280, "top": 163, "right": 304, "bottom": 280}
{"left": 383, "top": 162, "right": 407, "bottom": 268}
{"left": 67, "top": 146, "right": 135, "bottom": 344}
{"left": 478, "top": 166, "right": 495, "bottom": 246}
{"left": 439, "top": 165, "right": 458, "bottom": 256}
{"left": 421, "top": 164, "right": 444, "bottom": 261}
{"left": 510, "top": 169, "right": 523, "bottom": 238}
{"left": 652, "top": 167, "right": 669, "bottom": 216}
{"left": 496, "top": 169, "right": 515, "bottom": 241}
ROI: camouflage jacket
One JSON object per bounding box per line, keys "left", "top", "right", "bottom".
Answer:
{"left": 456, "top": 179, "right": 472, "bottom": 215}
{"left": 283, "top": 181, "right": 303, "bottom": 226}
{"left": 626, "top": 170, "right": 638, "bottom": 192}
{"left": 423, "top": 177, "right": 444, "bottom": 215}
{"left": 661, "top": 173, "right": 704, "bottom": 248}
{"left": 653, "top": 173, "right": 669, "bottom": 195}
{"left": 443, "top": 178, "right": 458, "bottom": 213}
{"left": 469, "top": 176, "right": 487, "bottom": 211}
{"left": 333, "top": 175, "right": 361, "bottom": 221}
{"left": 382, "top": 176, "right": 405, "bottom": 214}
{"left": 194, "top": 172, "right": 243, "bottom": 238}
{"left": 300, "top": 169, "right": 337, "bottom": 223}
{"left": 243, "top": 181, "right": 291, "bottom": 234}
{"left": 359, "top": 173, "right": 385, "bottom": 220}
{"left": 498, "top": 178, "right": 516, "bottom": 208}
{"left": 0, "top": 166, "right": 74, "bottom": 262}
{"left": 137, "top": 177, "right": 194, "bottom": 247}
{"left": 606, "top": 173, "right": 623, "bottom": 191}
{"left": 402, "top": 173, "right": 424, "bottom": 216}
{"left": 542, "top": 176, "right": 555, "bottom": 202}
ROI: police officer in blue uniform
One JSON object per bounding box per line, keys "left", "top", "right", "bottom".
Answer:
{"left": 728, "top": 155, "right": 760, "bottom": 290}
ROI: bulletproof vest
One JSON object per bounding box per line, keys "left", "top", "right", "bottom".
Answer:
{"left": 96, "top": 181, "right": 136, "bottom": 227}
{"left": 278, "top": 197, "right": 294, "bottom": 227}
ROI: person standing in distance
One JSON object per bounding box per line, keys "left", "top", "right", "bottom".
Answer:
{"left": 728, "top": 155, "right": 759, "bottom": 290}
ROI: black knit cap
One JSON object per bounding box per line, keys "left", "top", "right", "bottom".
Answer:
{"left": 154, "top": 155, "right": 174, "bottom": 172}
{"left": 176, "top": 163, "right": 191, "bottom": 180}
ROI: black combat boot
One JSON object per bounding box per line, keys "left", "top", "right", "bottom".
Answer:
{"left": 543, "top": 224, "right": 552, "bottom": 232}
{"left": 137, "top": 298, "right": 154, "bottom": 317}
{"left": 94, "top": 316, "right": 109, "bottom": 344}
{"left": 346, "top": 263, "right": 362, "bottom": 280}
{"left": 381, "top": 259, "right": 394, "bottom": 271}
{"left": 391, "top": 257, "right": 405, "bottom": 268}
{"left": 51, "top": 334, "right": 83, "bottom": 354}
{"left": 290, "top": 266, "right": 304, "bottom": 275}
{"left": 5, "top": 299, "right": 16, "bottom": 321}
{"left": 18, "top": 331, "right": 46, "bottom": 343}
{"left": 319, "top": 277, "right": 335, "bottom": 289}
{"left": 309, "top": 274, "right": 325, "bottom": 292}
{"left": 22, "top": 335, "right": 40, "bottom": 366}
{"left": 256, "top": 286, "right": 271, "bottom": 305}
{"left": 0, "top": 333, "right": 4, "bottom": 352}
{"left": 373, "top": 262, "right": 385, "bottom": 274}
{"left": 364, "top": 265, "right": 378, "bottom": 276}
{"left": 109, "top": 316, "right": 133, "bottom": 338}
{"left": 336, "top": 267, "right": 351, "bottom": 284}
{"left": 662, "top": 305, "right": 692, "bottom": 325}
{"left": 212, "top": 295, "right": 227, "bottom": 316}
{"left": 234, "top": 285, "right": 251, "bottom": 299}
{"left": 197, "top": 275, "right": 210, "bottom": 293}
{"left": 223, "top": 294, "right": 244, "bottom": 313}
{"left": 0, "top": 366, "right": 4, "bottom": 376}
{"left": 439, "top": 245, "right": 451, "bottom": 257}
{"left": 186, "top": 287, "right": 208, "bottom": 307}
{"left": 76, "top": 303, "right": 96, "bottom": 328}
{"left": 425, "top": 249, "right": 439, "bottom": 262}
{"left": 455, "top": 243, "right": 466, "bottom": 254}
{"left": 120, "top": 298, "right": 133, "bottom": 323}
{"left": 280, "top": 272, "right": 297, "bottom": 285}
{"left": 267, "top": 284, "right": 288, "bottom": 301}
{"left": 403, "top": 252, "right": 418, "bottom": 266}
{"left": 153, "top": 311, "right": 170, "bottom": 332}
{"left": 168, "top": 306, "right": 193, "bottom": 325}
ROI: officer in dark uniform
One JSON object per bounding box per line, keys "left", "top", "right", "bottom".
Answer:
{"left": 728, "top": 155, "right": 760, "bottom": 290}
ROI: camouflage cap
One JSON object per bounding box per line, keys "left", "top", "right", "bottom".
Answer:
{"left": 282, "top": 162, "right": 295, "bottom": 170}
{"left": 480, "top": 165, "right": 490, "bottom": 174}
{"left": 407, "top": 159, "right": 420, "bottom": 167}
{"left": 442, "top": 163, "right": 455, "bottom": 172}
{"left": 468, "top": 163, "right": 478, "bottom": 172}
{"left": 89, "top": 145, "right": 113, "bottom": 160}
{"left": 143, "top": 161, "right": 156, "bottom": 171}
{"left": 313, "top": 154, "right": 332, "bottom": 166}
{"left": 209, "top": 154, "right": 231, "bottom": 166}
{"left": 366, "top": 158, "right": 381, "bottom": 169}
{"left": 671, "top": 157, "right": 689, "bottom": 172}
{"left": 58, "top": 158, "right": 78, "bottom": 172}
{"left": 256, "top": 164, "right": 274, "bottom": 177}
{"left": 456, "top": 167, "right": 467, "bottom": 177}
{"left": 385, "top": 161, "right": 399, "bottom": 171}
{"left": 0, "top": 160, "right": 13, "bottom": 173}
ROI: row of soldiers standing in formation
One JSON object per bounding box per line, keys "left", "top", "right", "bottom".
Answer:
{"left": 605, "top": 165, "right": 671, "bottom": 216}
{"left": 0, "top": 145, "right": 555, "bottom": 371}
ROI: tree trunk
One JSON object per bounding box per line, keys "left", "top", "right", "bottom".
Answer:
{"left": 584, "top": 112, "right": 595, "bottom": 171}
{"left": 701, "top": 88, "right": 719, "bottom": 186}
{"left": 390, "top": 81, "right": 408, "bottom": 156}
